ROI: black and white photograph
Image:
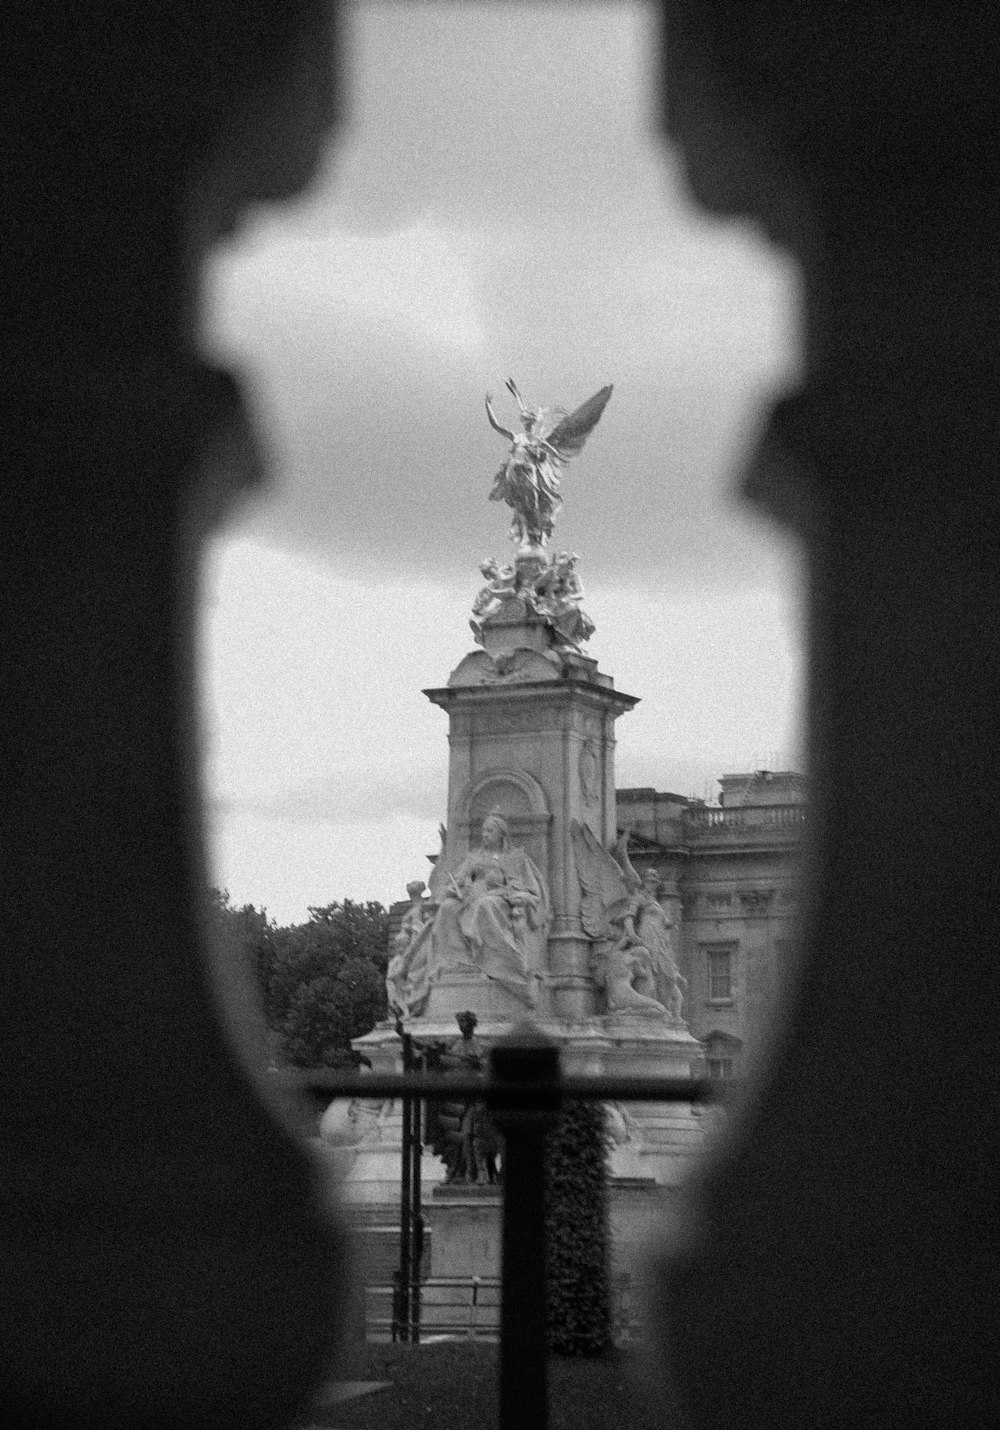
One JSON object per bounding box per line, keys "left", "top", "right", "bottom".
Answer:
{"left": 5, "top": 4, "right": 996, "bottom": 1428}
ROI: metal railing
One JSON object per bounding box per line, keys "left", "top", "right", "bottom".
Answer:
{"left": 307, "top": 1032, "right": 722, "bottom": 1430}
{"left": 366, "top": 1272, "right": 637, "bottom": 1345}
{"left": 367, "top": 1274, "right": 502, "bottom": 1342}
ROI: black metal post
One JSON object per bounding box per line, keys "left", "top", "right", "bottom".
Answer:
{"left": 489, "top": 1028, "right": 561, "bottom": 1430}
{"left": 390, "top": 1269, "right": 402, "bottom": 1344}
{"left": 410, "top": 1083, "right": 423, "bottom": 1343}
{"left": 397, "top": 1026, "right": 413, "bottom": 1343}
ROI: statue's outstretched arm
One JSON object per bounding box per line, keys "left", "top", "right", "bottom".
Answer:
{"left": 485, "top": 394, "right": 515, "bottom": 442}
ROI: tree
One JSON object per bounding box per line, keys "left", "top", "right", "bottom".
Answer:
{"left": 279, "top": 975, "right": 354, "bottom": 1068}
{"left": 204, "top": 889, "right": 277, "bottom": 1062}
{"left": 305, "top": 900, "right": 391, "bottom": 971}
{"left": 263, "top": 900, "right": 390, "bottom": 1068}
{"left": 206, "top": 887, "right": 276, "bottom": 994}
{"left": 203, "top": 890, "right": 390, "bottom": 1069}
{"left": 278, "top": 958, "right": 387, "bottom": 1068}
{"left": 545, "top": 1100, "right": 613, "bottom": 1356}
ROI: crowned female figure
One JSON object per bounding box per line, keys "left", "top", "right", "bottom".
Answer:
{"left": 431, "top": 810, "right": 550, "bottom": 1008}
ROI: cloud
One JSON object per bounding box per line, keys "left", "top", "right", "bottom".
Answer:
{"left": 203, "top": 218, "right": 798, "bottom": 589}
{"left": 200, "top": 540, "right": 803, "bottom": 827}
{"left": 199, "top": 2, "right": 802, "bottom": 593}
{"left": 305, "top": 2, "right": 681, "bottom": 239}
{"left": 208, "top": 764, "right": 446, "bottom": 826}
{"left": 197, "top": 5, "right": 807, "bottom": 921}
{"left": 199, "top": 537, "right": 804, "bottom": 919}
{"left": 205, "top": 808, "right": 445, "bottom": 923}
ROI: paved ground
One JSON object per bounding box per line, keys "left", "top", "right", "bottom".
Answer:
{"left": 294, "top": 1342, "right": 667, "bottom": 1430}
{"left": 313, "top": 1381, "right": 390, "bottom": 1404}
{"left": 298, "top": 1380, "right": 392, "bottom": 1430}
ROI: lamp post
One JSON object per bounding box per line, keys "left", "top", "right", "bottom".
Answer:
{"left": 395, "top": 1019, "right": 424, "bottom": 1343}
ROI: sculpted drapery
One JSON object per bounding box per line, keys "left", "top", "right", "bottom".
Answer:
{"left": 431, "top": 812, "right": 549, "bottom": 1008}
{"left": 485, "top": 380, "right": 613, "bottom": 551}
{"left": 385, "top": 880, "right": 433, "bottom": 1020}
{"left": 634, "top": 871, "right": 687, "bottom": 1022}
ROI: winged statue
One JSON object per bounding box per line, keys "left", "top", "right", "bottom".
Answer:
{"left": 569, "top": 819, "right": 668, "bottom": 1017}
{"left": 485, "top": 379, "right": 613, "bottom": 551}
{"left": 614, "top": 836, "right": 687, "bottom": 1023}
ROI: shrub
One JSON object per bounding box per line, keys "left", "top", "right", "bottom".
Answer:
{"left": 545, "top": 1099, "right": 613, "bottom": 1355}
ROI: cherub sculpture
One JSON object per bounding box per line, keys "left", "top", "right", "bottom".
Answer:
{"left": 569, "top": 819, "right": 668, "bottom": 1017}
{"left": 470, "top": 556, "right": 518, "bottom": 640}
{"left": 485, "top": 379, "right": 613, "bottom": 551}
{"left": 533, "top": 550, "right": 596, "bottom": 650}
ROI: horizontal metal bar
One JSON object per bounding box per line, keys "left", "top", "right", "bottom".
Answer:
{"left": 366, "top": 1287, "right": 500, "bottom": 1298}
{"left": 276, "top": 1071, "right": 727, "bottom": 1102}
{"left": 367, "top": 1325, "right": 500, "bottom": 1341}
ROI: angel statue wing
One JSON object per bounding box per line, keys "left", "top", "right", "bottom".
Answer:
{"left": 570, "top": 818, "right": 632, "bottom": 939}
{"left": 545, "top": 385, "right": 613, "bottom": 462}
{"left": 611, "top": 825, "right": 642, "bottom": 894}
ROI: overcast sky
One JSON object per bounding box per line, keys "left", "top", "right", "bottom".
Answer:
{"left": 197, "top": 2, "right": 805, "bottom": 926}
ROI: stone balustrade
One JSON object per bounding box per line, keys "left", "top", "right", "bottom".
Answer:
{"left": 683, "top": 804, "right": 806, "bottom": 838}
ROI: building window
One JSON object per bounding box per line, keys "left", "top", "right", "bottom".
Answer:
{"left": 706, "top": 946, "right": 735, "bottom": 1002}
{"left": 703, "top": 1031, "right": 743, "bottom": 1080}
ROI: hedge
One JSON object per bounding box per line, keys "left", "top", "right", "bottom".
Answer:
{"left": 545, "top": 1099, "right": 613, "bottom": 1355}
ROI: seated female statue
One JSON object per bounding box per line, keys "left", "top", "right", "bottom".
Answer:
{"left": 431, "top": 811, "right": 549, "bottom": 1008}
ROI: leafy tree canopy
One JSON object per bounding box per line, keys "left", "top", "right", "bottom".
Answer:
{"left": 306, "top": 899, "right": 391, "bottom": 970}
{"left": 207, "top": 889, "right": 390, "bottom": 1069}
{"left": 206, "top": 887, "right": 277, "bottom": 994}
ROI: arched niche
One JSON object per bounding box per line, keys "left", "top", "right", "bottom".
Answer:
{"left": 459, "top": 769, "right": 551, "bottom": 876}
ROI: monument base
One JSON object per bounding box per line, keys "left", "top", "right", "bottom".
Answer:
{"left": 423, "top": 968, "right": 547, "bottom": 1023}
{"left": 427, "top": 1186, "right": 503, "bottom": 1278}
{"left": 345, "top": 1014, "right": 705, "bottom": 1199}
{"left": 334, "top": 1017, "right": 703, "bottom": 1336}
{"left": 420, "top": 1186, "right": 502, "bottom": 1336}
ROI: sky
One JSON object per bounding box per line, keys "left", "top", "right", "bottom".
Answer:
{"left": 197, "top": 2, "right": 805, "bottom": 927}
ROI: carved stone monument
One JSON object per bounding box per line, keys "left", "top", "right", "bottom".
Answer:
{"left": 424, "top": 811, "right": 550, "bottom": 1015}
{"left": 348, "top": 380, "right": 703, "bottom": 1214}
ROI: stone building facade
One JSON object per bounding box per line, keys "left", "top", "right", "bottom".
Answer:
{"left": 619, "top": 770, "right": 806, "bottom": 1080}
{"left": 389, "top": 769, "right": 806, "bottom": 1081}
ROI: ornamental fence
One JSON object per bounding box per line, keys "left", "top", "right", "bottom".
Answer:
{"left": 303, "top": 1038, "right": 722, "bottom": 1430}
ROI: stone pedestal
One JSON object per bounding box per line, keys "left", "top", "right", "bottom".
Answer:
{"left": 427, "top": 1186, "right": 503, "bottom": 1278}
{"left": 559, "top": 1017, "right": 706, "bottom": 1187}
{"left": 347, "top": 587, "right": 705, "bottom": 1294}
{"left": 420, "top": 1187, "right": 502, "bottom": 1335}
{"left": 424, "top": 615, "right": 638, "bottom": 1023}
{"left": 348, "top": 1015, "right": 705, "bottom": 1202}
